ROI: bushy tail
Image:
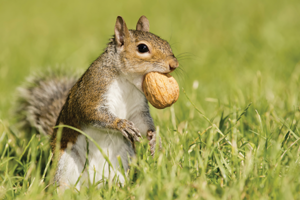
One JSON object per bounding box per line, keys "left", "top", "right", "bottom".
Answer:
{"left": 16, "top": 70, "right": 78, "bottom": 136}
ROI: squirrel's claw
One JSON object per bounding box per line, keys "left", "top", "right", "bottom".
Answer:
{"left": 118, "top": 119, "right": 142, "bottom": 143}
{"left": 147, "top": 130, "right": 159, "bottom": 156}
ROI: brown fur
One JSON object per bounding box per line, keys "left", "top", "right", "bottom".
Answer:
{"left": 51, "top": 55, "right": 120, "bottom": 150}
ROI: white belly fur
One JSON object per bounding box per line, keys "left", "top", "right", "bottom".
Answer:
{"left": 56, "top": 76, "right": 147, "bottom": 189}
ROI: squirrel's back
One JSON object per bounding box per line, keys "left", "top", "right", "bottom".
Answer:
{"left": 16, "top": 70, "right": 78, "bottom": 136}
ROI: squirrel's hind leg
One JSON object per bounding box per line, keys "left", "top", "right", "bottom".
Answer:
{"left": 54, "top": 148, "right": 85, "bottom": 191}
{"left": 54, "top": 132, "right": 130, "bottom": 190}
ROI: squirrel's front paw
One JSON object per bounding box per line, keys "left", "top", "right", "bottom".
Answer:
{"left": 147, "top": 130, "right": 160, "bottom": 156}
{"left": 117, "top": 119, "right": 142, "bottom": 142}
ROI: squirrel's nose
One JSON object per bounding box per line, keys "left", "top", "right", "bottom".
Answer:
{"left": 169, "top": 59, "right": 179, "bottom": 72}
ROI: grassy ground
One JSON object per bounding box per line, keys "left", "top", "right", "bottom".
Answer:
{"left": 1, "top": 0, "right": 300, "bottom": 199}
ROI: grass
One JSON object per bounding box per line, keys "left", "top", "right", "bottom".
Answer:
{"left": 1, "top": 0, "right": 300, "bottom": 199}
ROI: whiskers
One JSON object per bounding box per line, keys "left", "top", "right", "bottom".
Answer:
{"left": 172, "top": 65, "right": 185, "bottom": 84}
{"left": 172, "top": 51, "right": 195, "bottom": 84}
{"left": 176, "top": 52, "right": 194, "bottom": 61}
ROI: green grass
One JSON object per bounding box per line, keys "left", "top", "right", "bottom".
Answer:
{"left": 1, "top": 0, "right": 300, "bottom": 199}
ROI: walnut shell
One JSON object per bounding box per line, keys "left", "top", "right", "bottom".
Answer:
{"left": 142, "top": 72, "right": 179, "bottom": 109}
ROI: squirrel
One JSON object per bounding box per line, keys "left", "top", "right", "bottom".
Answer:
{"left": 17, "top": 15, "right": 179, "bottom": 190}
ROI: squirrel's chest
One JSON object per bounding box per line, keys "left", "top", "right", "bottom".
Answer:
{"left": 105, "top": 77, "right": 146, "bottom": 119}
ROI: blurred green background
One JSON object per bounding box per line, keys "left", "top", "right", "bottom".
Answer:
{"left": 2, "top": 0, "right": 300, "bottom": 199}
{"left": 0, "top": 0, "right": 300, "bottom": 121}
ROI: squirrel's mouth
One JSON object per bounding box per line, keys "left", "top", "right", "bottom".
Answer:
{"left": 169, "top": 68, "right": 175, "bottom": 73}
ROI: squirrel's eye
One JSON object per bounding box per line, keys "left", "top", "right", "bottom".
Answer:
{"left": 137, "top": 44, "right": 149, "bottom": 53}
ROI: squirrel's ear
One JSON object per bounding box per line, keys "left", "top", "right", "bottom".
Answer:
{"left": 136, "top": 15, "right": 150, "bottom": 32}
{"left": 114, "top": 16, "right": 130, "bottom": 46}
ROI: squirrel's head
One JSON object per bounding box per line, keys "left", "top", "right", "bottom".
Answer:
{"left": 114, "top": 16, "right": 179, "bottom": 77}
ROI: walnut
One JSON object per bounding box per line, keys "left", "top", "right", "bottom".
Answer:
{"left": 142, "top": 72, "right": 179, "bottom": 109}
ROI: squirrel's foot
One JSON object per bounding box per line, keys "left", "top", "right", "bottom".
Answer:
{"left": 147, "top": 130, "right": 161, "bottom": 156}
{"left": 117, "top": 119, "right": 142, "bottom": 143}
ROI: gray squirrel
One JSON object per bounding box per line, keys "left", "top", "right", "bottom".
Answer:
{"left": 17, "top": 16, "right": 179, "bottom": 190}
